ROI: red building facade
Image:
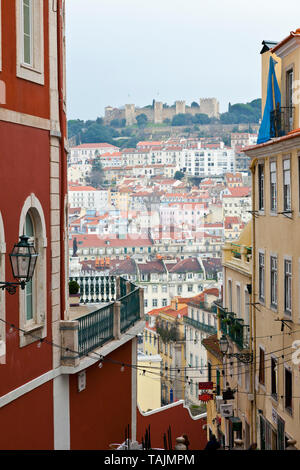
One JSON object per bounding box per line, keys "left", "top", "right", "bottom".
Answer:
{"left": 0, "top": 1, "right": 146, "bottom": 450}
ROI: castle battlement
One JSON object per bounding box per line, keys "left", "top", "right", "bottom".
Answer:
{"left": 104, "top": 98, "right": 220, "bottom": 126}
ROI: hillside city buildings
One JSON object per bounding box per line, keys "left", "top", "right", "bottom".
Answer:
{"left": 2, "top": 0, "right": 300, "bottom": 453}
{"left": 67, "top": 131, "right": 255, "bottom": 427}
{"left": 202, "top": 27, "right": 300, "bottom": 451}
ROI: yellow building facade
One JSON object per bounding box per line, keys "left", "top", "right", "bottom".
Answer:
{"left": 144, "top": 300, "right": 187, "bottom": 406}
{"left": 203, "top": 224, "right": 253, "bottom": 449}
{"left": 137, "top": 354, "right": 162, "bottom": 412}
{"left": 245, "top": 28, "right": 300, "bottom": 450}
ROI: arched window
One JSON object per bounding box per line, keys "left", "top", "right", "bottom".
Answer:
{"left": 23, "top": 212, "right": 35, "bottom": 322}
{"left": 19, "top": 195, "right": 47, "bottom": 347}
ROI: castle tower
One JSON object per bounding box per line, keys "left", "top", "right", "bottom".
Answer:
{"left": 175, "top": 100, "right": 186, "bottom": 115}
{"left": 199, "top": 98, "right": 220, "bottom": 119}
{"left": 154, "top": 101, "right": 163, "bottom": 124}
{"left": 125, "top": 104, "right": 136, "bottom": 126}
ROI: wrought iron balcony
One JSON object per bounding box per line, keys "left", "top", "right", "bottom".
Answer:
{"left": 270, "top": 106, "right": 294, "bottom": 138}
{"left": 188, "top": 299, "right": 218, "bottom": 314}
{"left": 184, "top": 316, "right": 217, "bottom": 335}
{"left": 219, "top": 309, "right": 250, "bottom": 350}
{"left": 61, "top": 275, "right": 144, "bottom": 366}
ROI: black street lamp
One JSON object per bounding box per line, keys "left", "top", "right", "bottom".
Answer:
{"left": 0, "top": 235, "right": 38, "bottom": 295}
{"left": 219, "top": 334, "right": 253, "bottom": 364}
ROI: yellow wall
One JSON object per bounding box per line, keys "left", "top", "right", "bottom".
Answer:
{"left": 137, "top": 357, "right": 162, "bottom": 412}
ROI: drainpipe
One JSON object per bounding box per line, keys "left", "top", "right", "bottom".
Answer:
{"left": 57, "top": 0, "right": 67, "bottom": 319}
{"left": 250, "top": 157, "right": 258, "bottom": 444}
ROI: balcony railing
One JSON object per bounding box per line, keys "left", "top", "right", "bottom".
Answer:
{"left": 69, "top": 275, "right": 117, "bottom": 304}
{"left": 270, "top": 106, "right": 294, "bottom": 138}
{"left": 219, "top": 309, "right": 250, "bottom": 350}
{"left": 185, "top": 316, "right": 217, "bottom": 335}
{"left": 188, "top": 300, "right": 218, "bottom": 313}
{"left": 61, "top": 276, "right": 144, "bottom": 366}
{"left": 78, "top": 303, "right": 114, "bottom": 357}
{"left": 120, "top": 287, "right": 141, "bottom": 333}
{"left": 230, "top": 244, "right": 252, "bottom": 262}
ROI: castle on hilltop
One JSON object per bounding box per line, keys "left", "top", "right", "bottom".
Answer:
{"left": 104, "top": 98, "right": 220, "bottom": 126}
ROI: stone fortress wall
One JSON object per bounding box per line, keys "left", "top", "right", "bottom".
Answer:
{"left": 104, "top": 98, "right": 220, "bottom": 126}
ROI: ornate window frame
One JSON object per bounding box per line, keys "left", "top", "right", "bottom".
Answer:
{"left": 18, "top": 194, "right": 47, "bottom": 347}
{"left": 16, "top": 0, "right": 45, "bottom": 85}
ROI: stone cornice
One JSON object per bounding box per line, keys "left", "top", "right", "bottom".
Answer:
{"left": 245, "top": 134, "right": 300, "bottom": 159}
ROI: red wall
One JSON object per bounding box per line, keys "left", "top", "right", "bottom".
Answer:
{"left": 0, "top": 122, "right": 52, "bottom": 395}
{"left": 69, "top": 341, "right": 133, "bottom": 450}
{"left": 0, "top": 0, "right": 50, "bottom": 118}
{"left": 0, "top": 381, "right": 54, "bottom": 450}
{"left": 137, "top": 403, "right": 207, "bottom": 450}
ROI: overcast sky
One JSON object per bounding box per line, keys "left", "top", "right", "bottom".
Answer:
{"left": 66, "top": 0, "right": 300, "bottom": 120}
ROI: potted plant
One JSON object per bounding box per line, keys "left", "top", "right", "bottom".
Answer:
{"left": 69, "top": 280, "right": 81, "bottom": 307}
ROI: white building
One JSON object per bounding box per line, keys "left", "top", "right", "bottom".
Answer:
{"left": 178, "top": 147, "right": 236, "bottom": 177}
{"left": 69, "top": 143, "right": 120, "bottom": 164}
{"left": 222, "top": 187, "right": 252, "bottom": 224}
{"left": 68, "top": 185, "right": 109, "bottom": 210}
{"left": 231, "top": 133, "right": 258, "bottom": 150}
{"left": 184, "top": 289, "right": 219, "bottom": 405}
{"left": 68, "top": 163, "right": 92, "bottom": 185}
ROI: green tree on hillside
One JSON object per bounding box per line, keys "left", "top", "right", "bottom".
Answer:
{"left": 174, "top": 170, "right": 185, "bottom": 180}
{"left": 86, "top": 158, "right": 105, "bottom": 189}
{"left": 136, "top": 114, "right": 148, "bottom": 128}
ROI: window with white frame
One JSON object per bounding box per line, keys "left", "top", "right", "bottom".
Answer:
{"left": 24, "top": 212, "right": 35, "bottom": 322}
{"left": 236, "top": 284, "right": 241, "bottom": 316}
{"left": 270, "top": 256, "right": 278, "bottom": 308}
{"left": 259, "top": 252, "right": 265, "bottom": 302}
{"left": 284, "top": 259, "right": 292, "bottom": 315}
{"left": 259, "top": 347, "right": 265, "bottom": 385}
{"left": 228, "top": 279, "right": 232, "bottom": 311}
{"left": 285, "top": 366, "right": 292, "bottom": 413}
{"left": 22, "top": 0, "right": 33, "bottom": 65}
{"left": 16, "top": 0, "right": 45, "bottom": 84}
{"left": 19, "top": 196, "right": 47, "bottom": 348}
{"left": 258, "top": 163, "right": 264, "bottom": 211}
{"left": 244, "top": 289, "right": 250, "bottom": 325}
{"left": 271, "top": 356, "right": 278, "bottom": 400}
{"left": 283, "top": 158, "right": 291, "bottom": 212}
{"left": 270, "top": 161, "right": 277, "bottom": 212}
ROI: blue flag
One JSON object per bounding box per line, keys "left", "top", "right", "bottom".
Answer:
{"left": 257, "top": 56, "right": 281, "bottom": 144}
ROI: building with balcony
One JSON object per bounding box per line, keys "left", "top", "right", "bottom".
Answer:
{"left": 0, "top": 2, "right": 145, "bottom": 450}
{"left": 202, "top": 223, "right": 253, "bottom": 449}
{"left": 244, "top": 28, "right": 300, "bottom": 450}
{"left": 184, "top": 289, "right": 219, "bottom": 407}
{"left": 145, "top": 299, "right": 187, "bottom": 406}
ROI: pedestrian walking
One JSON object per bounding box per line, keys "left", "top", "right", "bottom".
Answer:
{"left": 204, "top": 435, "right": 221, "bottom": 450}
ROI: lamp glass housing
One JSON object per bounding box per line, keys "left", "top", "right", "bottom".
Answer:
{"left": 219, "top": 334, "right": 229, "bottom": 354}
{"left": 9, "top": 235, "right": 38, "bottom": 282}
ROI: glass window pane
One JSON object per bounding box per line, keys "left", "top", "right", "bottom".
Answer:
{"left": 23, "top": 0, "right": 32, "bottom": 65}
{"left": 26, "top": 279, "right": 33, "bottom": 321}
